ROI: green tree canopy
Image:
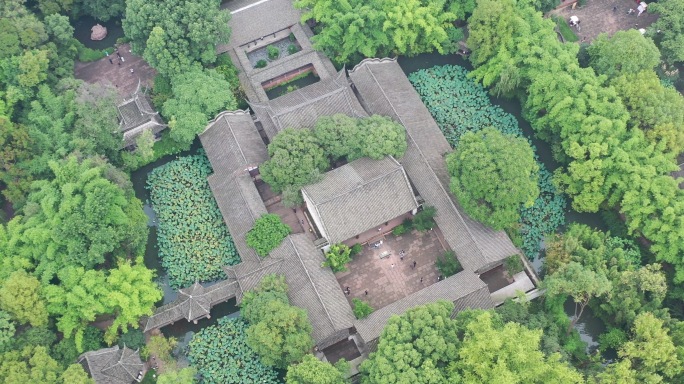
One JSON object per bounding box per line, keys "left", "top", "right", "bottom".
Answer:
{"left": 446, "top": 127, "right": 539, "bottom": 230}
{"left": 617, "top": 312, "right": 682, "bottom": 382}
{"left": 260, "top": 128, "right": 329, "bottom": 193}
{"left": 79, "top": 0, "right": 125, "bottom": 22}
{"left": 3, "top": 157, "right": 147, "bottom": 279}
{"left": 0, "top": 346, "right": 63, "bottom": 384}
{"left": 246, "top": 214, "right": 291, "bottom": 257}
{"left": 0, "top": 310, "right": 16, "bottom": 350}
{"left": 286, "top": 354, "right": 349, "bottom": 384}
{"left": 650, "top": 0, "right": 684, "bottom": 64}
{"left": 611, "top": 70, "right": 684, "bottom": 155}
{"left": 313, "top": 114, "right": 364, "bottom": 161}
{"left": 360, "top": 301, "right": 459, "bottom": 383}
{"left": 450, "top": 311, "right": 584, "bottom": 383}
{"left": 123, "top": 0, "right": 231, "bottom": 75}
{"left": 587, "top": 30, "right": 661, "bottom": 78}
{"left": 241, "top": 274, "right": 314, "bottom": 368}
{"left": 357, "top": 115, "right": 407, "bottom": 160}
{"left": 323, "top": 243, "right": 352, "bottom": 272}
{"left": 162, "top": 68, "right": 237, "bottom": 147}
{"left": 0, "top": 270, "right": 48, "bottom": 327}
{"left": 544, "top": 261, "right": 612, "bottom": 334}
{"left": 295, "top": 0, "right": 456, "bottom": 63}
{"left": 157, "top": 367, "right": 196, "bottom": 384}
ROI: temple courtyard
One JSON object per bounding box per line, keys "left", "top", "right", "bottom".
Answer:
{"left": 335, "top": 228, "right": 447, "bottom": 311}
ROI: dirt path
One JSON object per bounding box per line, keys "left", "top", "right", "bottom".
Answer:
{"left": 549, "top": 0, "right": 659, "bottom": 43}
{"left": 74, "top": 43, "right": 156, "bottom": 99}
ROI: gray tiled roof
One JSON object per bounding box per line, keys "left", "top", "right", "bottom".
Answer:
{"left": 78, "top": 346, "right": 143, "bottom": 384}
{"left": 353, "top": 271, "right": 493, "bottom": 346}
{"left": 223, "top": 234, "right": 355, "bottom": 344}
{"left": 222, "top": 0, "right": 303, "bottom": 49}
{"left": 302, "top": 156, "right": 418, "bottom": 244}
{"left": 143, "top": 280, "right": 238, "bottom": 332}
{"left": 349, "top": 59, "right": 520, "bottom": 273}
{"left": 250, "top": 70, "right": 368, "bottom": 140}
{"left": 117, "top": 88, "right": 165, "bottom": 147}
{"left": 200, "top": 110, "right": 269, "bottom": 174}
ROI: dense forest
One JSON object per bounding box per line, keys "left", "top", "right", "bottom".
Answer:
{"left": 2, "top": 0, "right": 684, "bottom": 382}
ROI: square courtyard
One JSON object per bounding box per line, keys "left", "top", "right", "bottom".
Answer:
{"left": 335, "top": 227, "right": 448, "bottom": 311}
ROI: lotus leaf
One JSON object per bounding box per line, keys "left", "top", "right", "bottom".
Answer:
{"left": 147, "top": 152, "right": 240, "bottom": 288}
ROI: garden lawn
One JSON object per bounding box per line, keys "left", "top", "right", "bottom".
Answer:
{"left": 188, "top": 317, "right": 279, "bottom": 384}
{"left": 408, "top": 65, "right": 566, "bottom": 258}
{"left": 147, "top": 152, "right": 240, "bottom": 288}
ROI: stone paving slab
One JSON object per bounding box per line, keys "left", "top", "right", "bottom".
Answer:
{"left": 336, "top": 229, "right": 446, "bottom": 311}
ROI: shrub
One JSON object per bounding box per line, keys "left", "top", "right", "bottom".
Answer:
{"left": 188, "top": 317, "right": 279, "bottom": 384}
{"left": 288, "top": 44, "right": 299, "bottom": 55}
{"left": 78, "top": 44, "right": 107, "bottom": 63}
{"left": 598, "top": 328, "right": 627, "bottom": 353}
{"left": 246, "top": 214, "right": 291, "bottom": 257}
{"left": 256, "top": 59, "right": 267, "bottom": 68}
{"left": 151, "top": 74, "right": 173, "bottom": 111}
{"left": 392, "top": 224, "right": 407, "bottom": 236}
{"left": 117, "top": 328, "right": 145, "bottom": 350}
{"left": 53, "top": 326, "right": 104, "bottom": 367}
{"left": 413, "top": 206, "right": 436, "bottom": 231}
{"left": 504, "top": 255, "right": 524, "bottom": 275}
{"left": 350, "top": 243, "right": 362, "bottom": 257}
{"left": 148, "top": 153, "right": 240, "bottom": 288}
{"left": 267, "top": 45, "right": 280, "bottom": 60}
{"left": 552, "top": 16, "right": 578, "bottom": 43}
{"left": 322, "top": 244, "right": 352, "bottom": 272}
{"left": 289, "top": 32, "right": 296, "bottom": 42}
{"left": 352, "top": 298, "right": 374, "bottom": 319}
{"left": 436, "top": 251, "right": 461, "bottom": 278}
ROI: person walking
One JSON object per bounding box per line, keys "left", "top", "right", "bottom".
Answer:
{"left": 364, "top": 290, "right": 368, "bottom": 296}
{"left": 130, "top": 68, "right": 134, "bottom": 74}
{"left": 391, "top": 263, "right": 395, "bottom": 269}
{"left": 420, "top": 277, "right": 423, "bottom": 283}
{"left": 108, "top": 58, "right": 113, "bottom": 64}
{"left": 412, "top": 260, "right": 417, "bottom": 269}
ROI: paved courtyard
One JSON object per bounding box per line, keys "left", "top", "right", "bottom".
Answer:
{"left": 335, "top": 228, "right": 447, "bottom": 311}
{"left": 551, "top": 0, "right": 659, "bottom": 43}
{"left": 74, "top": 43, "right": 156, "bottom": 99}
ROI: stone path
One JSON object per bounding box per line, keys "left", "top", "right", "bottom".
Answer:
{"left": 74, "top": 43, "right": 156, "bottom": 99}
{"left": 550, "top": 0, "right": 659, "bottom": 43}
{"left": 335, "top": 229, "right": 445, "bottom": 311}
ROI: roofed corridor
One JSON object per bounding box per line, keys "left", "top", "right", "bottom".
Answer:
{"left": 336, "top": 227, "right": 446, "bottom": 311}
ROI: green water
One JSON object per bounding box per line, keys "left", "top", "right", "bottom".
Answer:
{"left": 72, "top": 16, "right": 124, "bottom": 50}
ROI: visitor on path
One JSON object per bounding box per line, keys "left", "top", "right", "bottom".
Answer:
{"left": 364, "top": 290, "right": 368, "bottom": 296}
{"left": 345, "top": 287, "right": 351, "bottom": 295}
{"left": 391, "top": 263, "right": 395, "bottom": 269}
{"left": 120, "top": 56, "right": 125, "bottom": 62}
{"left": 412, "top": 260, "right": 417, "bottom": 269}
{"left": 108, "top": 58, "right": 113, "bottom": 64}
{"left": 400, "top": 253, "right": 404, "bottom": 261}
{"left": 420, "top": 277, "right": 423, "bottom": 283}
{"left": 130, "top": 68, "right": 134, "bottom": 74}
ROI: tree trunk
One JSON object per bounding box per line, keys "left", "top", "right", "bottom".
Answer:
{"left": 567, "top": 299, "right": 588, "bottom": 335}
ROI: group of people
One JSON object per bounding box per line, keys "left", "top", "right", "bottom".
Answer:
{"left": 106, "top": 48, "right": 135, "bottom": 74}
